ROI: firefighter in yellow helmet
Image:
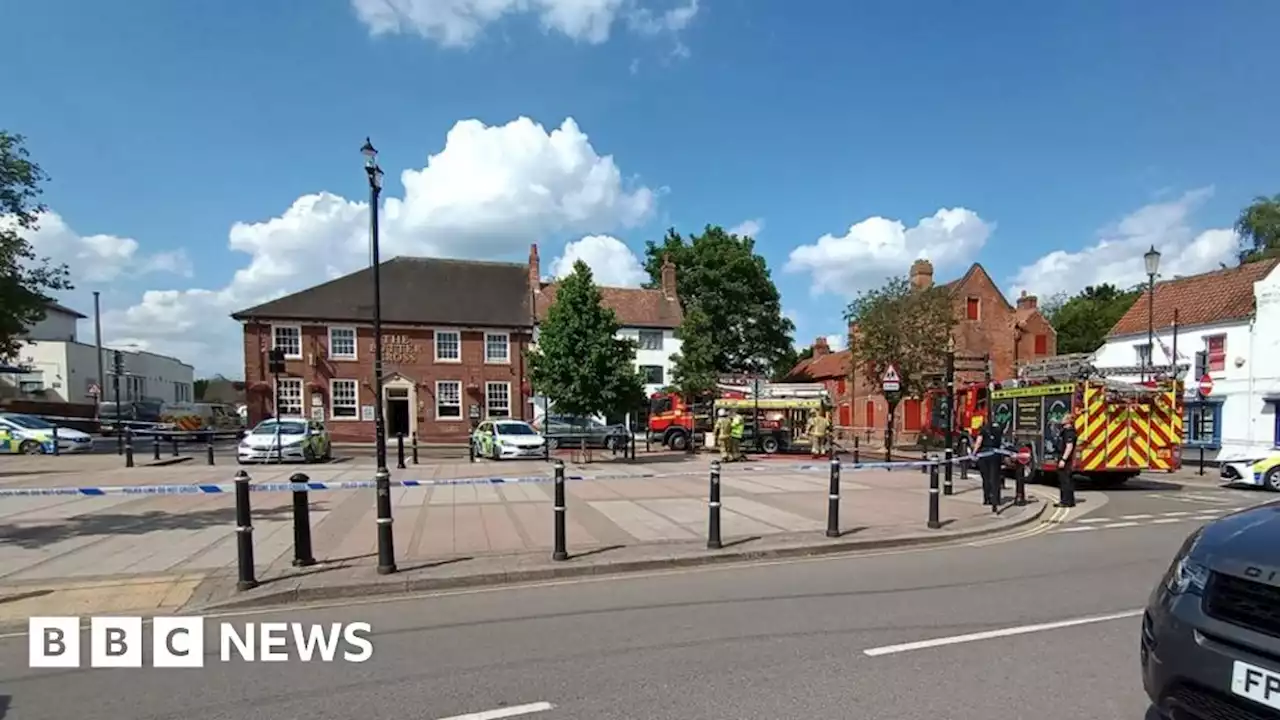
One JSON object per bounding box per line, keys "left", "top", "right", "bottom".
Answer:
{"left": 806, "top": 408, "right": 831, "bottom": 458}
{"left": 730, "top": 410, "right": 745, "bottom": 460}
{"left": 714, "top": 408, "right": 733, "bottom": 461}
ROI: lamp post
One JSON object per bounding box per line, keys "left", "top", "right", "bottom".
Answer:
{"left": 362, "top": 137, "right": 396, "bottom": 575}
{"left": 1143, "top": 245, "right": 1161, "bottom": 382}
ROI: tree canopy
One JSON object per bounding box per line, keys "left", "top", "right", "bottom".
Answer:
{"left": 1041, "top": 283, "right": 1140, "bottom": 354}
{"left": 0, "top": 131, "right": 72, "bottom": 361}
{"left": 643, "top": 225, "right": 795, "bottom": 378}
{"left": 668, "top": 300, "right": 718, "bottom": 399}
{"left": 844, "top": 276, "right": 955, "bottom": 404}
{"left": 1236, "top": 193, "right": 1280, "bottom": 264}
{"left": 527, "top": 260, "right": 645, "bottom": 420}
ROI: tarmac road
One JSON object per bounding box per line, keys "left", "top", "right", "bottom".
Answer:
{"left": 0, "top": 480, "right": 1274, "bottom": 720}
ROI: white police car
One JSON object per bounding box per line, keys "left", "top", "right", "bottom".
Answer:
{"left": 0, "top": 413, "right": 95, "bottom": 454}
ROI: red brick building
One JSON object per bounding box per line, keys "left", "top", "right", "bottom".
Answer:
{"left": 232, "top": 247, "right": 681, "bottom": 442}
{"left": 787, "top": 259, "right": 1058, "bottom": 443}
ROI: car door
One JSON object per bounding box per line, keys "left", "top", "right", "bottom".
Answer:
{"left": 473, "top": 422, "right": 492, "bottom": 454}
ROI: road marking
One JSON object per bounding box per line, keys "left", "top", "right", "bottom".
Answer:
{"left": 1105, "top": 521, "right": 1140, "bottom": 528}
{"left": 1119, "top": 514, "right": 1154, "bottom": 520}
{"left": 1057, "top": 526, "right": 1096, "bottom": 533}
{"left": 862, "top": 609, "right": 1143, "bottom": 657}
{"left": 1150, "top": 518, "right": 1182, "bottom": 524}
{"left": 435, "top": 702, "right": 555, "bottom": 720}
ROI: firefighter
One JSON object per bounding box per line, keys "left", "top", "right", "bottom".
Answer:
{"left": 806, "top": 409, "right": 830, "bottom": 458}
{"left": 730, "top": 410, "right": 745, "bottom": 460}
{"left": 972, "top": 412, "right": 1004, "bottom": 507}
{"left": 714, "top": 408, "right": 733, "bottom": 461}
{"left": 1054, "top": 409, "right": 1078, "bottom": 508}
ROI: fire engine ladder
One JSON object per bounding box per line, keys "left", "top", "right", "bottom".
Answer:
{"left": 1017, "top": 353, "right": 1182, "bottom": 382}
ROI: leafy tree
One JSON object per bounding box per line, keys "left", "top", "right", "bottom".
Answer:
{"left": 668, "top": 301, "right": 718, "bottom": 400}
{"left": 1043, "top": 283, "right": 1140, "bottom": 354}
{"left": 0, "top": 131, "right": 72, "bottom": 361}
{"left": 643, "top": 226, "right": 795, "bottom": 377}
{"left": 844, "top": 275, "right": 955, "bottom": 410}
{"left": 527, "top": 260, "right": 645, "bottom": 421}
{"left": 1236, "top": 193, "right": 1280, "bottom": 263}
{"left": 194, "top": 378, "right": 210, "bottom": 401}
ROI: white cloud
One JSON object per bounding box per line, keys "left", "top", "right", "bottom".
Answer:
{"left": 550, "top": 234, "right": 647, "bottom": 287}
{"left": 1008, "top": 188, "right": 1241, "bottom": 299}
{"left": 351, "top": 0, "right": 697, "bottom": 48}
{"left": 728, "top": 218, "right": 763, "bottom": 238}
{"left": 100, "top": 116, "right": 656, "bottom": 375}
{"left": 785, "top": 208, "right": 994, "bottom": 299}
{"left": 8, "top": 211, "right": 192, "bottom": 283}
{"left": 823, "top": 333, "right": 847, "bottom": 352}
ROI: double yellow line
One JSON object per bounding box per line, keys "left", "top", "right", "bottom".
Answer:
{"left": 967, "top": 488, "right": 1071, "bottom": 547}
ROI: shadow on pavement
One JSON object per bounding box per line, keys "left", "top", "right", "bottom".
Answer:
{"left": 0, "top": 694, "right": 10, "bottom": 719}
{"left": 0, "top": 503, "right": 312, "bottom": 550}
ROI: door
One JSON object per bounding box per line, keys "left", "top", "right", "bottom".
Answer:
{"left": 384, "top": 387, "right": 411, "bottom": 438}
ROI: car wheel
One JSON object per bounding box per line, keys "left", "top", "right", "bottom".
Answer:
{"left": 1265, "top": 467, "right": 1280, "bottom": 492}
{"left": 490, "top": 444, "right": 501, "bottom": 461}
{"left": 668, "top": 432, "right": 688, "bottom": 451}
{"left": 19, "top": 440, "right": 44, "bottom": 455}
{"left": 546, "top": 437, "right": 559, "bottom": 451}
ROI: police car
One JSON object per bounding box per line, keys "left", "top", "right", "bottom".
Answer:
{"left": 1220, "top": 450, "right": 1280, "bottom": 491}
{"left": 0, "top": 413, "right": 95, "bottom": 454}
{"left": 472, "top": 420, "right": 546, "bottom": 460}
{"left": 237, "top": 418, "right": 332, "bottom": 464}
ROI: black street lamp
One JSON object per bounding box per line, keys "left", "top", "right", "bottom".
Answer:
{"left": 1143, "top": 245, "right": 1161, "bottom": 382}
{"left": 362, "top": 137, "right": 396, "bottom": 575}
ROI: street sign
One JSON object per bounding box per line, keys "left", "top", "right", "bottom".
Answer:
{"left": 1016, "top": 447, "right": 1032, "bottom": 465}
{"left": 87, "top": 383, "right": 100, "bottom": 397}
{"left": 1197, "top": 374, "right": 1214, "bottom": 397}
{"left": 881, "top": 364, "right": 901, "bottom": 394}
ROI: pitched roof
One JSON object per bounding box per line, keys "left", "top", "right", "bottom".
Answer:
{"left": 231, "top": 257, "right": 534, "bottom": 327}
{"left": 46, "top": 301, "right": 86, "bottom": 319}
{"left": 535, "top": 282, "right": 683, "bottom": 329}
{"left": 789, "top": 349, "right": 851, "bottom": 380}
{"left": 1107, "top": 258, "right": 1280, "bottom": 337}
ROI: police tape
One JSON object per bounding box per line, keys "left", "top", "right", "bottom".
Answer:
{"left": 0, "top": 450, "right": 1015, "bottom": 497}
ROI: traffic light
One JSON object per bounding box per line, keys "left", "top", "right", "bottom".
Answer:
{"left": 267, "top": 348, "right": 286, "bottom": 374}
{"left": 112, "top": 350, "right": 124, "bottom": 376}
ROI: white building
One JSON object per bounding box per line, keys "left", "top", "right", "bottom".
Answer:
{"left": 1094, "top": 258, "right": 1280, "bottom": 463}
{"left": 0, "top": 301, "right": 196, "bottom": 405}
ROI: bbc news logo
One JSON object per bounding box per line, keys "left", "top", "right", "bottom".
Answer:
{"left": 29, "top": 617, "right": 373, "bottom": 668}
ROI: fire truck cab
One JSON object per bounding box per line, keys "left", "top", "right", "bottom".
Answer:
{"left": 646, "top": 381, "right": 829, "bottom": 452}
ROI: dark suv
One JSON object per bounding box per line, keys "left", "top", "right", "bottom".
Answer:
{"left": 1142, "top": 501, "right": 1280, "bottom": 719}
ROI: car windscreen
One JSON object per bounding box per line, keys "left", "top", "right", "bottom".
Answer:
{"left": 496, "top": 422, "right": 537, "bottom": 435}
{"left": 253, "top": 421, "right": 306, "bottom": 435}
{"left": 1, "top": 414, "right": 54, "bottom": 430}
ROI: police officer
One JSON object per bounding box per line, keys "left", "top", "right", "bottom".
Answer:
{"left": 972, "top": 412, "right": 1004, "bottom": 507}
{"left": 714, "top": 408, "right": 733, "bottom": 462}
{"left": 730, "top": 410, "right": 745, "bottom": 461}
{"left": 1055, "top": 409, "right": 1078, "bottom": 508}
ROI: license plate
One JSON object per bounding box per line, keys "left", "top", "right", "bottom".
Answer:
{"left": 1231, "top": 660, "right": 1280, "bottom": 711}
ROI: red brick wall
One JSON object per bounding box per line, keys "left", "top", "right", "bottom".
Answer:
{"left": 242, "top": 322, "right": 532, "bottom": 442}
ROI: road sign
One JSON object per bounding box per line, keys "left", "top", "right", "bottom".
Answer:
{"left": 1197, "top": 374, "right": 1214, "bottom": 397}
{"left": 1016, "top": 446, "right": 1032, "bottom": 465}
{"left": 87, "top": 383, "right": 100, "bottom": 397}
{"left": 881, "top": 364, "right": 901, "bottom": 394}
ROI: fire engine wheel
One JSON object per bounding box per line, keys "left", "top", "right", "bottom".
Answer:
{"left": 667, "top": 433, "right": 688, "bottom": 451}
{"left": 1264, "top": 467, "right": 1280, "bottom": 492}
{"left": 760, "top": 436, "right": 780, "bottom": 454}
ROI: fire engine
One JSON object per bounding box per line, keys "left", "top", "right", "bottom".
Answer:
{"left": 646, "top": 380, "right": 829, "bottom": 452}
{"left": 926, "top": 353, "right": 1185, "bottom": 486}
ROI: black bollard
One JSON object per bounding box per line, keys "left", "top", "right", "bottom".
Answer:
{"left": 374, "top": 467, "right": 397, "bottom": 574}
{"left": 943, "top": 447, "right": 954, "bottom": 496}
{"left": 1198, "top": 446, "right": 1205, "bottom": 476}
{"left": 920, "top": 447, "right": 928, "bottom": 474}
{"left": 206, "top": 431, "right": 215, "bottom": 466}
{"left": 289, "top": 472, "right": 316, "bottom": 566}
{"left": 52, "top": 426, "right": 60, "bottom": 456}
{"left": 469, "top": 436, "right": 476, "bottom": 463}
{"left": 552, "top": 460, "right": 568, "bottom": 561}
{"left": 826, "top": 457, "right": 841, "bottom": 538}
{"left": 234, "top": 470, "right": 258, "bottom": 590}
{"left": 124, "top": 430, "right": 135, "bottom": 468}
{"left": 927, "top": 463, "right": 942, "bottom": 529}
{"left": 153, "top": 434, "right": 161, "bottom": 461}
{"left": 411, "top": 433, "right": 419, "bottom": 465}
{"left": 396, "top": 433, "right": 406, "bottom": 469}
{"left": 707, "top": 460, "right": 723, "bottom": 549}
{"left": 171, "top": 435, "right": 179, "bottom": 457}
{"left": 1015, "top": 461, "right": 1027, "bottom": 507}
{"left": 853, "top": 435, "right": 860, "bottom": 464}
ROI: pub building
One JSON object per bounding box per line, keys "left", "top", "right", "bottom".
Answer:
{"left": 232, "top": 244, "right": 682, "bottom": 443}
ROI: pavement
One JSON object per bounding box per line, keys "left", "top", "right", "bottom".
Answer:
{"left": 0, "top": 479, "right": 1274, "bottom": 720}
{"left": 0, "top": 454, "right": 1033, "bottom": 628}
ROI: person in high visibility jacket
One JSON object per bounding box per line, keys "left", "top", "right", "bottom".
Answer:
{"left": 729, "top": 411, "right": 745, "bottom": 460}
{"left": 714, "top": 408, "right": 733, "bottom": 461}
{"left": 806, "top": 409, "right": 830, "bottom": 457}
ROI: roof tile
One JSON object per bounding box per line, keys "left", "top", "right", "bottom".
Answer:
{"left": 536, "top": 283, "right": 683, "bottom": 328}
{"left": 1107, "top": 258, "right": 1279, "bottom": 337}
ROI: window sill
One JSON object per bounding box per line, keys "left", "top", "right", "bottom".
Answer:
{"left": 329, "top": 415, "right": 360, "bottom": 421}
{"left": 435, "top": 416, "right": 465, "bottom": 422}
{"left": 434, "top": 358, "right": 463, "bottom": 364}
{"left": 484, "top": 359, "right": 511, "bottom": 365}
{"left": 329, "top": 356, "right": 358, "bottom": 362}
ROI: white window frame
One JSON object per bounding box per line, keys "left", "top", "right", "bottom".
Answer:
{"left": 434, "top": 329, "right": 461, "bottom": 363}
{"left": 275, "top": 377, "right": 304, "bottom": 417}
{"left": 436, "top": 380, "right": 462, "bottom": 420}
{"left": 272, "top": 324, "right": 303, "bottom": 359}
{"left": 484, "top": 332, "right": 510, "bottom": 364}
{"left": 330, "top": 378, "right": 359, "bottom": 420}
{"left": 486, "top": 381, "right": 511, "bottom": 419}
{"left": 637, "top": 330, "right": 664, "bottom": 352}
{"left": 328, "top": 326, "right": 358, "bottom": 361}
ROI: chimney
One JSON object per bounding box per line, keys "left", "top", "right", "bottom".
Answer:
{"left": 909, "top": 259, "right": 934, "bottom": 291}
{"left": 812, "top": 337, "right": 830, "bottom": 357}
{"left": 661, "top": 254, "right": 677, "bottom": 299}
{"left": 1017, "top": 290, "right": 1037, "bottom": 310}
{"left": 529, "top": 243, "right": 541, "bottom": 294}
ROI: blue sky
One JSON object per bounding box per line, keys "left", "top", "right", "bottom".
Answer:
{"left": 6, "top": 0, "right": 1279, "bottom": 376}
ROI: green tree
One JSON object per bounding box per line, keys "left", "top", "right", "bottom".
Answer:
{"left": 0, "top": 131, "right": 72, "bottom": 361}
{"left": 643, "top": 226, "right": 795, "bottom": 377}
{"left": 1236, "top": 193, "right": 1280, "bottom": 263}
{"left": 1043, "top": 283, "right": 1140, "bottom": 354}
{"left": 844, "top": 276, "right": 955, "bottom": 411}
{"left": 194, "top": 378, "right": 210, "bottom": 401}
{"left": 668, "top": 301, "right": 718, "bottom": 399}
{"left": 527, "top": 260, "right": 645, "bottom": 421}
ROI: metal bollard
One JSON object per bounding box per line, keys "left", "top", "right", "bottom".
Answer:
{"left": 943, "top": 447, "right": 954, "bottom": 496}
{"left": 826, "top": 457, "right": 841, "bottom": 538}
{"left": 234, "top": 470, "right": 258, "bottom": 590}
{"left": 52, "top": 426, "right": 60, "bottom": 456}
{"left": 396, "top": 433, "right": 406, "bottom": 469}
{"left": 374, "top": 467, "right": 397, "bottom": 574}
{"left": 124, "top": 430, "right": 135, "bottom": 468}
{"left": 853, "top": 436, "right": 860, "bottom": 464}
{"left": 707, "top": 460, "right": 723, "bottom": 549}
{"left": 469, "top": 437, "right": 476, "bottom": 463}
{"left": 920, "top": 448, "right": 928, "bottom": 474}
{"left": 171, "top": 435, "right": 179, "bottom": 457}
{"left": 960, "top": 449, "right": 969, "bottom": 480}
{"left": 1015, "top": 461, "right": 1027, "bottom": 507}
{"left": 206, "top": 431, "right": 215, "bottom": 466}
{"left": 1198, "top": 447, "right": 1205, "bottom": 476}
{"left": 289, "top": 472, "right": 316, "bottom": 566}
{"left": 927, "top": 463, "right": 942, "bottom": 529}
{"left": 411, "top": 433, "right": 419, "bottom": 465}
{"left": 552, "top": 460, "right": 568, "bottom": 561}
{"left": 153, "top": 434, "right": 161, "bottom": 461}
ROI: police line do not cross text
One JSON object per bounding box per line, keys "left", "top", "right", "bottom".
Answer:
{"left": 29, "top": 616, "right": 374, "bottom": 668}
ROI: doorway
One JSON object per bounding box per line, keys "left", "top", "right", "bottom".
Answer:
{"left": 384, "top": 386, "right": 411, "bottom": 438}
